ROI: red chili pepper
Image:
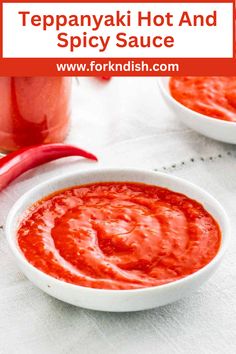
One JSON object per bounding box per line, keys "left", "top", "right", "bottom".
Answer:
{"left": 96, "top": 77, "right": 111, "bottom": 81}
{"left": 0, "top": 144, "right": 97, "bottom": 191}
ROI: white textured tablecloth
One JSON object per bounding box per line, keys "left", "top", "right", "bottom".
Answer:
{"left": 1, "top": 78, "right": 236, "bottom": 354}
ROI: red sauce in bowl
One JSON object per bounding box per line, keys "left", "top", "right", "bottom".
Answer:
{"left": 17, "top": 182, "right": 221, "bottom": 290}
{"left": 170, "top": 77, "right": 236, "bottom": 122}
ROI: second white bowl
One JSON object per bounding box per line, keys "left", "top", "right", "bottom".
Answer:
{"left": 158, "top": 77, "right": 236, "bottom": 144}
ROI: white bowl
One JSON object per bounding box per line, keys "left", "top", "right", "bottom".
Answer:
{"left": 5, "top": 169, "right": 230, "bottom": 312}
{"left": 157, "top": 77, "right": 236, "bottom": 144}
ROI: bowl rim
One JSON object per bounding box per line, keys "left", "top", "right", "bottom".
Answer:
{"left": 5, "top": 167, "right": 231, "bottom": 295}
{"left": 157, "top": 77, "right": 236, "bottom": 126}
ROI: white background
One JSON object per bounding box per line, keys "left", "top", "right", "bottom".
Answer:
{"left": 3, "top": 2, "right": 233, "bottom": 58}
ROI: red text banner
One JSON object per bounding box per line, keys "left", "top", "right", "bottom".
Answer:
{"left": 0, "top": 0, "right": 235, "bottom": 76}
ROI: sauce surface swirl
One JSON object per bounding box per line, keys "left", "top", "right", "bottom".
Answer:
{"left": 18, "top": 182, "right": 221, "bottom": 290}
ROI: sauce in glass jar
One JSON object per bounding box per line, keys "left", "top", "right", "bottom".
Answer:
{"left": 0, "top": 77, "right": 71, "bottom": 151}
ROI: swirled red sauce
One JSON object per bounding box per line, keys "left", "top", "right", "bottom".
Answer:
{"left": 170, "top": 77, "right": 236, "bottom": 122}
{"left": 17, "top": 182, "right": 221, "bottom": 290}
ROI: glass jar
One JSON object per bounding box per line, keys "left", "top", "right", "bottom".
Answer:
{"left": 0, "top": 77, "right": 72, "bottom": 152}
